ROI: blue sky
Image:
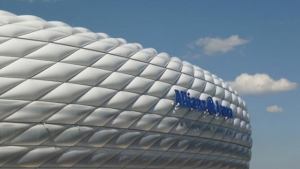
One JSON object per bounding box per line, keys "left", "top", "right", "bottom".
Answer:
{"left": 1, "top": 0, "right": 300, "bottom": 168}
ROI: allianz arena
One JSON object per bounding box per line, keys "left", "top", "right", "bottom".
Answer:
{"left": 0, "top": 10, "right": 252, "bottom": 169}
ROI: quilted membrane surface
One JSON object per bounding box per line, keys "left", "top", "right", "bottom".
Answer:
{"left": 0, "top": 10, "right": 252, "bottom": 169}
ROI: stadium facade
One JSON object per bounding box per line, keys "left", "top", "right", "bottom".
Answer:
{"left": 0, "top": 10, "right": 252, "bottom": 169}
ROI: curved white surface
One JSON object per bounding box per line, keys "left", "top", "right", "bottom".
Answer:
{"left": 0, "top": 10, "right": 251, "bottom": 169}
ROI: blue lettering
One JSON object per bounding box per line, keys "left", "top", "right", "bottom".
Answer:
{"left": 180, "top": 91, "right": 189, "bottom": 107}
{"left": 227, "top": 108, "right": 233, "bottom": 118}
{"left": 201, "top": 100, "right": 206, "bottom": 111}
{"left": 186, "top": 92, "right": 192, "bottom": 107}
{"left": 215, "top": 101, "right": 221, "bottom": 116}
{"left": 174, "top": 90, "right": 182, "bottom": 106}
{"left": 221, "top": 106, "right": 227, "bottom": 116}
{"left": 173, "top": 90, "right": 233, "bottom": 118}
{"left": 206, "top": 97, "right": 216, "bottom": 115}
{"left": 196, "top": 99, "right": 204, "bottom": 111}
{"left": 190, "top": 98, "right": 196, "bottom": 109}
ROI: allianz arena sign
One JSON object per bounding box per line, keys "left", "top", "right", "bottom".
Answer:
{"left": 0, "top": 10, "right": 252, "bottom": 169}
{"left": 174, "top": 90, "right": 234, "bottom": 118}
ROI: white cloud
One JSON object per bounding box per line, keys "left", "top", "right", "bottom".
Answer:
{"left": 196, "top": 35, "right": 249, "bottom": 55}
{"left": 267, "top": 105, "right": 283, "bottom": 113}
{"left": 228, "top": 73, "right": 297, "bottom": 95}
{"left": 182, "top": 52, "right": 201, "bottom": 59}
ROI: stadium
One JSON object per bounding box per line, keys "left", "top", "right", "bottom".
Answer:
{"left": 0, "top": 10, "right": 252, "bottom": 169}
